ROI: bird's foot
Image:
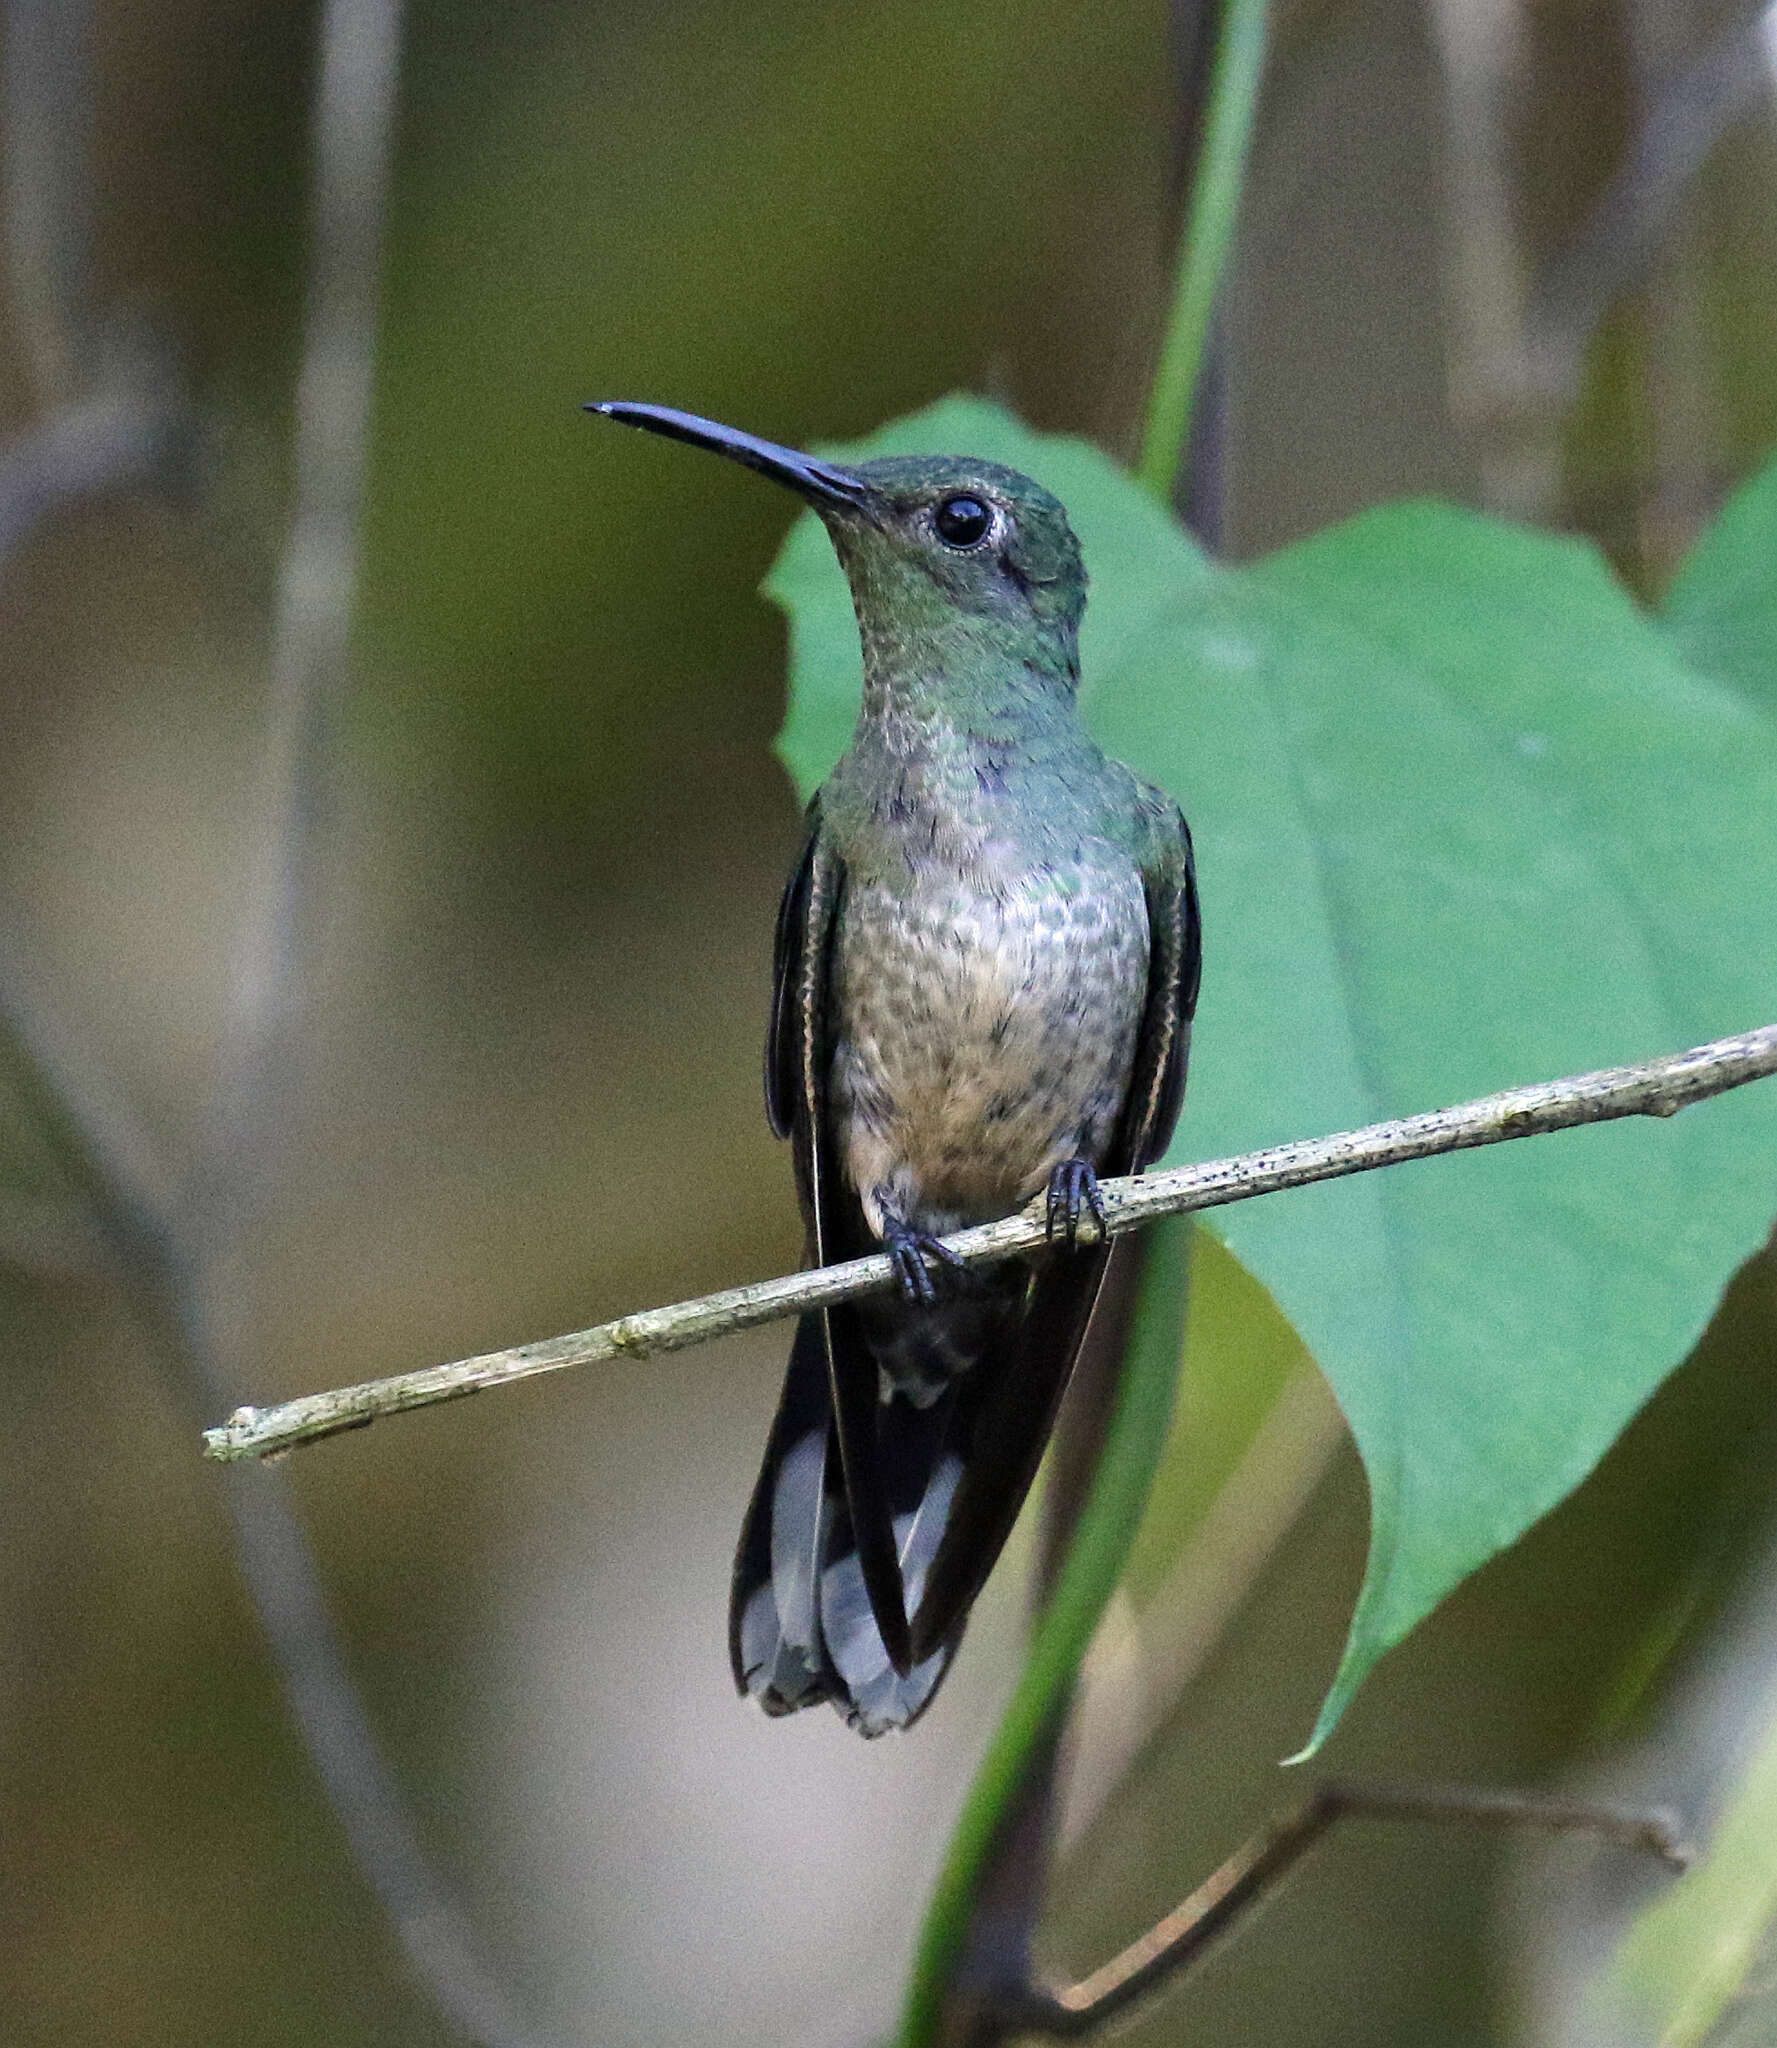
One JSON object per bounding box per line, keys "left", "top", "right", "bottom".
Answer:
{"left": 1046, "top": 1158, "right": 1109, "bottom": 1250}
{"left": 883, "top": 1224, "right": 968, "bottom": 1306}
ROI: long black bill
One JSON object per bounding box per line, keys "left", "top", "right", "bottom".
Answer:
{"left": 587, "top": 401, "right": 869, "bottom": 510}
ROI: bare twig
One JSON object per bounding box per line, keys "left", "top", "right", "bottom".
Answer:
{"left": 1429, "top": 0, "right": 1777, "bottom": 521}
{"left": 0, "top": 0, "right": 187, "bottom": 570}
{"left": 204, "top": 1022, "right": 1777, "bottom": 1461}
{"left": 194, "top": 0, "right": 402, "bottom": 1216}
{"left": 0, "top": 953, "right": 552, "bottom": 2048}
{"left": 1060, "top": 1359, "right": 1345, "bottom": 1850}
{"left": 0, "top": 926, "right": 184, "bottom": 1237}
{"left": 1, "top": 0, "right": 552, "bottom": 2038}
{"left": 2, "top": 0, "right": 93, "bottom": 404}
{"left": 0, "top": 372, "right": 178, "bottom": 565}
{"left": 1526, "top": 1, "right": 1777, "bottom": 384}
{"left": 142, "top": 3, "right": 553, "bottom": 2042}
{"left": 990, "top": 1780, "right": 1690, "bottom": 2038}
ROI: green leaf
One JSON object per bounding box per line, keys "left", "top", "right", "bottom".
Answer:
{"left": 1588, "top": 1698, "right": 1777, "bottom": 2045}
{"left": 898, "top": 1215, "right": 1194, "bottom": 2048}
{"left": 766, "top": 395, "right": 1777, "bottom": 1750}
{"left": 1664, "top": 455, "right": 1777, "bottom": 713}
{"left": 1121, "top": 1223, "right": 1332, "bottom": 1616}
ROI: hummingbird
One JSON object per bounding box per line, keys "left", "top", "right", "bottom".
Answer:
{"left": 590, "top": 402, "right": 1200, "bottom": 1734}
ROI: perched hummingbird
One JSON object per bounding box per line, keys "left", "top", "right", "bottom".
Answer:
{"left": 590, "top": 403, "right": 1200, "bottom": 1734}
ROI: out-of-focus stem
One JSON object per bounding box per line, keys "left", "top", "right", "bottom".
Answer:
{"left": 1136, "top": 0, "right": 1270, "bottom": 504}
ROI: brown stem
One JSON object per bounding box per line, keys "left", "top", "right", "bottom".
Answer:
{"left": 205, "top": 1022, "right": 1777, "bottom": 1462}
{"left": 995, "top": 1781, "right": 1690, "bottom": 2038}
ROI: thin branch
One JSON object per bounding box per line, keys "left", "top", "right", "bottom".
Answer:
{"left": 0, "top": 0, "right": 552, "bottom": 2038}
{"left": 0, "top": 370, "right": 179, "bottom": 567}
{"left": 204, "top": 1022, "right": 1777, "bottom": 1462}
{"left": 3, "top": 910, "right": 555, "bottom": 2048}
{"left": 0, "top": 0, "right": 187, "bottom": 572}
{"left": 2, "top": 0, "right": 93, "bottom": 405}
{"left": 192, "top": 0, "right": 402, "bottom": 1228}
{"left": 990, "top": 1780, "right": 1690, "bottom": 2039}
{"left": 0, "top": 925, "right": 185, "bottom": 1240}
{"left": 0, "top": 957, "right": 551, "bottom": 2048}
{"left": 1526, "top": 0, "right": 1777, "bottom": 386}
{"left": 142, "top": 1, "right": 551, "bottom": 2042}
{"left": 1428, "top": 0, "right": 1777, "bottom": 519}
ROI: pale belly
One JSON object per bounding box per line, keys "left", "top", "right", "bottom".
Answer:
{"left": 829, "top": 862, "right": 1150, "bottom": 1238}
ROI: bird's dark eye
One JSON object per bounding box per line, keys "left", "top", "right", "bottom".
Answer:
{"left": 933, "top": 494, "right": 993, "bottom": 549}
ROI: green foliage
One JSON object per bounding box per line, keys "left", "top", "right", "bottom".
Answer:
{"left": 1121, "top": 1223, "right": 1322, "bottom": 1612}
{"left": 1593, "top": 1695, "right": 1777, "bottom": 2045}
{"left": 897, "top": 1215, "right": 1194, "bottom": 2048}
{"left": 1666, "top": 456, "right": 1777, "bottom": 714}
{"left": 769, "top": 394, "right": 1777, "bottom": 1750}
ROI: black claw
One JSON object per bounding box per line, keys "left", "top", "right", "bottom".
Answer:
{"left": 884, "top": 1226, "right": 967, "bottom": 1305}
{"left": 1046, "top": 1159, "right": 1108, "bottom": 1251}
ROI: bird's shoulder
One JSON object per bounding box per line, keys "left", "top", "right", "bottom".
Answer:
{"left": 812, "top": 726, "right": 1187, "bottom": 895}
{"left": 1061, "top": 751, "right": 1191, "bottom": 881}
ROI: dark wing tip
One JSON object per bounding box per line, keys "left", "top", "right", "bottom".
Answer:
{"left": 907, "top": 1245, "right": 1111, "bottom": 1664}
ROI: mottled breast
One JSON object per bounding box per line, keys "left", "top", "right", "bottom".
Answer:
{"left": 829, "top": 843, "right": 1149, "bottom": 1239}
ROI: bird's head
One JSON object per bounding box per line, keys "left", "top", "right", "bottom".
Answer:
{"left": 589, "top": 403, "right": 1088, "bottom": 675}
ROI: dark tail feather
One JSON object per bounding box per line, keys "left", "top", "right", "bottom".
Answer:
{"left": 730, "top": 1313, "right": 841, "bottom": 1714}
{"left": 818, "top": 1376, "right": 963, "bottom": 1734}
{"left": 730, "top": 1312, "right": 960, "bottom": 1734}
{"left": 826, "top": 1299, "right": 915, "bottom": 1676}
{"left": 907, "top": 1244, "right": 1112, "bottom": 1666}
{"left": 733, "top": 1245, "right": 1107, "bottom": 1731}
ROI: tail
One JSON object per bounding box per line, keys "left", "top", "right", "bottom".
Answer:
{"left": 729, "top": 1313, "right": 962, "bottom": 1736}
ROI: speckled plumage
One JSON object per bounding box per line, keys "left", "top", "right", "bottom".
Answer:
{"left": 590, "top": 407, "right": 1200, "bottom": 1734}
{"left": 810, "top": 457, "right": 1193, "bottom": 1431}
{"left": 827, "top": 732, "right": 1160, "bottom": 1249}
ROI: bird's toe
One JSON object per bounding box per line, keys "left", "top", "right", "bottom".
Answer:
{"left": 1046, "top": 1158, "right": 1108, "bottom": 1250}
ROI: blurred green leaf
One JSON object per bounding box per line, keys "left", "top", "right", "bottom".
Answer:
{"left": 768, "top": 395, "right": 1777, "bottom": 1750}
{"left": 1121, "top": 1223, "right": 1327, "bottom": 1613}
{"left": 1591, "top": 1692, "right": 1777, "bottom": 2046}
{"left": 899, "top": 1215, "right": 1194, "bottom": 2048}
{"left": 1664, "top": 455, "right": 1777, "bottom": 713}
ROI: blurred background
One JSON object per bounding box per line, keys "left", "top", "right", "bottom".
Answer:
{"left": 3, "top": 0, "right": 1777, "bottom": 2042}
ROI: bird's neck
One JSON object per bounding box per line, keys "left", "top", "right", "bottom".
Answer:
{"left": 824, "top": 629, "right": 1096, "bottom": 878}
{"left": 855, "top": 610, "right": 1079, "bottom": 739}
